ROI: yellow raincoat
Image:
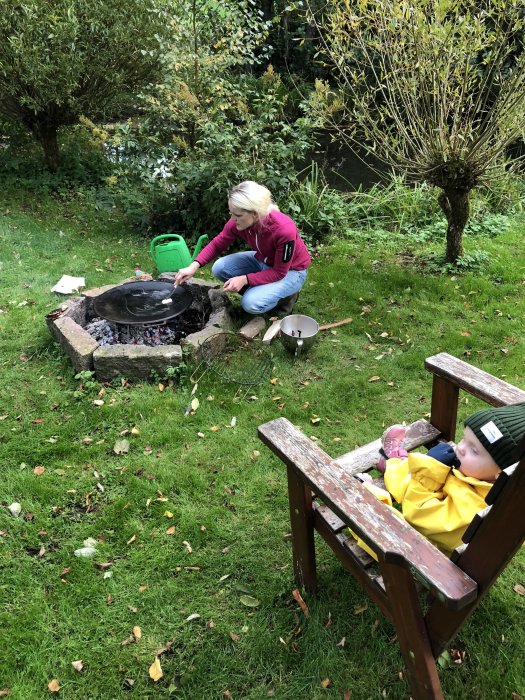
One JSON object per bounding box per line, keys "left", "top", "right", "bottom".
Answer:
{"left": 352, "top": 452, "right": 494, "bottom": 559}
{"left": 383, "top": 452, "right": 493, "bottom": 554}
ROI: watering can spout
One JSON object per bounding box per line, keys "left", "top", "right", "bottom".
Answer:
{"left": 192, "top": 234, "right": 208, "bottom": 261}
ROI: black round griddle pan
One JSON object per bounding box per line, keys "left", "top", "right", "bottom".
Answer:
{"left": 93, "top": 281, "right": 192, "bottom": 325}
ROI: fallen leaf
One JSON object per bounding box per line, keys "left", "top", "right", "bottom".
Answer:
{"left": 121, "top": 635, "right": 135, "bottom": 646}
{"left": 239, "top": 595, "right": 260, "bottom": 608}
{"left": 48, "top": 679, "right": 60, "bottom": 693}
{"left": 292, "top": 588, "right": 309, "bottom": 618}
{"left": 321, "top": 678, "right": 330, "bottom": 688}
{"left": 191, "top": 398, "right": 200, "bottom": 411}
{"left": 460, "top": 331, "right": 471, "bottom": 337}
{"left": 71, "top": 660, "right": 84, "bottom": 672}
{"left": 185, "top": 613, "right": 201, "bottom": 622}
{"left": 149, "top": 657, "right": 163, "bottom": 682}
{"left": 7, "top": 502, "right": 21, "bottom": 517}
{"left": 368, "top": 375, "right": 381, "bottom": 382}
{"left": 182, "top": 540, "right": 193, "bottom": 553}
{"left": 127, "top": 534, "right": 137, "bottom": 545}
{"left": 229, "top": 632, "right": 240, "bottom": 642}
{"left": 131, "top": 426, "right": 140, "bottom": 435}
{"left": 93, "top": 399, "right": 104, "bottom": 406}
{"left": 344, "top": 690, "right": 352, "bottom": 700}
{"left": 157, "top": 638, "right": 177, "bottom": 656}
{"left": 165, "top": 526, "right": 176, "bottom": 535}
{"left": 336, "top": 637, "right": 346, "bottom": 648}
{"left": 513, "top": 583, "right": 525, "bottom": 596}
{"left": 230, "top": 416, "right": 237, "bottom": 427}
{"left": 158, "top": 383, "right": 165, "bottom": 392}
{"left": 163, "top": 511, "right": 174, "bottom": 518}
{"left": 132, "top": 626, "right": 142, "bottom": 640}
{"left": 113, "top": 439, "right": 130, "bottom": 455}
{"left": 0, "top": 690, "right": 9, "bottom": 697}
{"left": 354, "top": 601, "right": 368, "bottom": 615}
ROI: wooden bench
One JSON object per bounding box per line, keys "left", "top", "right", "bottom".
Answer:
{"left": 258, "top": 353, "right": 525, "bottom": 700}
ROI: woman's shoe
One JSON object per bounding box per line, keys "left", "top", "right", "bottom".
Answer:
{"left": 274, "top": 292, "right": 299, "bottom": 317}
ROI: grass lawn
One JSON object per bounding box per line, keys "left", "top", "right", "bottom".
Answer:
{"left": 1, "top": 187, "right": 524, "bottom": 699}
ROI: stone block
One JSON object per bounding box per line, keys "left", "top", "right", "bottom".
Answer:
{"left": 181, "top": 325, "right": 225, "bottom": 355}
{"left": 46, "top": 297, "right": 88, "bottom": 338}
{"left": 238, "top": 316, "right": 266, "bottom": 339}
{"left": 52, "top": 316, "right": 98, "bottom": 373}
{"left": 93, "top": 344, "right": 183, "bottom": 382}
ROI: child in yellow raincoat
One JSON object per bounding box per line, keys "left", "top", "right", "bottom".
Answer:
{"left": 360, "top": 402, "right": 525, "bottom": 555}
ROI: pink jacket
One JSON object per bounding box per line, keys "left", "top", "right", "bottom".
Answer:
{"left": 195, "top": 210, "right": 311, "bottom": 286}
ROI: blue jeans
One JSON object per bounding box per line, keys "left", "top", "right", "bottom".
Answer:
{"left": 211, "top": 251, "right": 307, "bottom": 315}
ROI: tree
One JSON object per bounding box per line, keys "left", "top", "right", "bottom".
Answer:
{"left": 313, "top": 0, "right": 525, "bottom": 262}
{"left": 111, "top": 0, "right": 322, "bottom": 234}
{"left": 0, "top": 0, "right": 172, "bottom": 171}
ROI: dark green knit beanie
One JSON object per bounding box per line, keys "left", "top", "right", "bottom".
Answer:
{"left": 464, "top": 402, "right": 525, "bottom": 469}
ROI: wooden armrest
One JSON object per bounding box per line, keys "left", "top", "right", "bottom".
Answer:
{"left": 425, "top": 353, "right": 525, "bottom": 405}
{"left": 258, "top": 417, "right": 478, "bottom": 610}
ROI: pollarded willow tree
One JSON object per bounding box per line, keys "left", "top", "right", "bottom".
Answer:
{"left": 0, "top": 0, "right": 173, "bottom": 171}
{"left": 314, "top": 0, "right": 525, "bottom": 262}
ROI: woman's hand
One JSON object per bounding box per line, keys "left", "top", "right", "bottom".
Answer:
{"left": 174, "top": 261, "right": 199, "bottom": 285}
{"left": 223, "top": 275, "right": 248, "bottom": 293}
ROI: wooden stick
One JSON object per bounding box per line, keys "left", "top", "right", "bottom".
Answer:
{"left": 262, "top": 319, "right": 282, "bottom": 344}
{"left": 319, "top": 317, "right": 353, "bottom": 331}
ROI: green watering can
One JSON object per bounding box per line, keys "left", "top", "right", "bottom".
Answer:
{"left": 150, "top": 233, "right": 208, "bottom": 273}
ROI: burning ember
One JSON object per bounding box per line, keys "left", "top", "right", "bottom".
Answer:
{"left": 85, "top": 313, "right": 207, "bottom": 347}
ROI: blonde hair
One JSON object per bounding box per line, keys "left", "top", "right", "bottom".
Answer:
{"left": 228, "top": 181, "right": 279, "bottom": 220}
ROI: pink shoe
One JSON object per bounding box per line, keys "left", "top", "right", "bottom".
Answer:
{"left": 376, "top": 424, "right": 408, "bottom": 473}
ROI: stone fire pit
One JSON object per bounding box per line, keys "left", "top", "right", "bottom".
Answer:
{"left": 46, "top": 274, "right": 234, "bottom": 382}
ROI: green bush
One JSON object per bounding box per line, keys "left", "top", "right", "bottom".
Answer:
{"left": 285, "top": 163, "right": 349, "bottom": 245}
{"left": 107, "top": 69, "right": 321, "bottom": 237}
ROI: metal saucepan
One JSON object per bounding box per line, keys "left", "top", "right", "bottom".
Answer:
{"left": 279, "top": 314, "right": 320, "bottom": 357}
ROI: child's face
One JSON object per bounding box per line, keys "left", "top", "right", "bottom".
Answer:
{"left": 455, "top": 426, "right": 501, "bottom": 481}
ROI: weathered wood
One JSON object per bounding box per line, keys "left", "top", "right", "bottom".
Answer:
{"left": 258, "top": 354, "right": 525, "bottom": 700}
{"left": 258, "top": 418, "right": 478, "bottom": 609}
{"left": 287, "top": 466, "right": 317, "bottom": 593}
{"left": 319, "top": 317, "right": 353, "bottom": 331}
{"left": 425, "top": 353, "right": 525, "bottom": 406}
{"left": 262, "top": 319, "right": 282, "bottom": 344}
{"left": 382, "top": 562, "right": 444, "bottom": 700}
